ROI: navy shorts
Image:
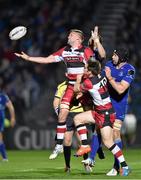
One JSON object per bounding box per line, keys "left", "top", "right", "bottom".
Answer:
{"left": 66, "top": 112, "right": 80, "bottom": 131}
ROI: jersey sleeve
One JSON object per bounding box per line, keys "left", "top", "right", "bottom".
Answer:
{"left": 84, "top": 47, "right": 94, "bottom": 61}
{"left": 52, "top": 47, "right": 65, "bottom": 62}
{"left": 80, "top": 78, "right": 93, "bottom": 92}
{"left": 123, "top": 66, "right": 135, "bottom": 84}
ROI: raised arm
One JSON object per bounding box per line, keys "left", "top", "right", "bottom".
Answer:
{"left": 74, "top": 74, "right": 83, "bottom": 92}
{"left": 89, "top": 26, "right": 106, "bottom": 59}
{"left": 15, "top": 51, "right": 56, "bottom": 64}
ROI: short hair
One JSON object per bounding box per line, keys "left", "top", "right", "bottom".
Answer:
{"left": 69, "top": 29, "right": 84, "bottom": 41}
{"left": 114, "top": 48, "right": 129, "bottom": 62}
{"left": 87, "top": 57, "right": 101, "bottom": 75}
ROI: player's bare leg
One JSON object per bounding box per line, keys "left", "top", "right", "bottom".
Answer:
{"left": 0, "top": 133, "right": 8, "bottom": 161}
{"left": 74, "top": 111, "right": 94, "bottom": 156}
{"left": 101, "top": 126, "right": 130, "bottom": 176}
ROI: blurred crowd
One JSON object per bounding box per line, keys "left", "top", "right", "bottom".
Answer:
{"left": 0, "top": 0, "right": 97, "bottom": 124}
{"left": 0, "top": 0, "right": 140, "bottom": 125}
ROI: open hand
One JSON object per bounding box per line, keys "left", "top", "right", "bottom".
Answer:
{"left": 91, "top": 26, "right": 99, "bottom": 43}
{"left": 15, "top": 51, "right": 29, "bottom": 60}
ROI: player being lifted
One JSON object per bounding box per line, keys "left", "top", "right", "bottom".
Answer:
{"left": 15, "top": 29, "right": 94, "bottom": 153}
{"left": 49, "top": 26, "right": 106, "bottom": 159}
{"left": 15, "top": 27, "right": 105, "bottom": 154}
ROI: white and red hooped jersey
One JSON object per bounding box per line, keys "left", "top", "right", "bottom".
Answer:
{"left": 52, "top": 45, "right": 93, "bottom": 83}
{"left": 81, "top": 74, "right": 113, "bottom": 112}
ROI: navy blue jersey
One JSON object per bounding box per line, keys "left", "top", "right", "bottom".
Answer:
{"left": 0, "top": 93, "right": 9, "bottom": 131}
{"left": 105, "top": 60, "right": 135, "bottom": 121}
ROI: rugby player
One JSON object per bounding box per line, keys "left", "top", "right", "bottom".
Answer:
{"left": 73, "top": 57, "right": 131, "bottom": 176}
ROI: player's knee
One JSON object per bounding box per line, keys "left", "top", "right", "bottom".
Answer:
{"left": 113, "top": 129, "right": 121, "bottom": 140}
{"left": 58, "top": 106, "right": 69, "bottom": 122}
{"left": 103, "top": 139, "right": 113, "bottom": 149}
{"left": 64, "top": 138, "right": 72, "bottom": 146}
{"left": 64, "top": 135, "right": 72, "bottom": 146}
{"left": 73, "top": 114, "right": 80, "bottom": 125}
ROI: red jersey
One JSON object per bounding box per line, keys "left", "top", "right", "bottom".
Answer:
{"left": 80, "top": 74, "right": 113, "bottom": 112}
{"left": 53, "top": 45, "right": 93, "bottom": 84}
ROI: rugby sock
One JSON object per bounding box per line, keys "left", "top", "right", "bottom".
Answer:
{"left": 89, "top": 132, "right": 99, "bottom": 160}
{"left": 56, "top": 122, "right": 66, "bottom": 145}
{"left": 97, "top": 134, "right": 105, "bottom": 159}
{"left": 109, "top": 144, "right": 128, "bottom": 168}
{"left": 64, "top": 146, "right": 71, "bottom": 168}
{"left": 0, "top": 142, "right": 7, "bottom": 159}
{"left": 83, "top": 153, "right": 88, "bottom": 160}
{"left": 76, "top": 125, "right": 88, "bottom": 146}
{"left": 114, "top": 139, "right": 123, "bottom": 170}
{"left": 54, "top": 134, "right": 57, "bottom": 141}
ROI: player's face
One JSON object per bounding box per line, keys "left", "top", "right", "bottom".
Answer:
{"left": 67, "top": 32, "right": 81, "bottom": 45}
{"left": 84, "top": 64, "right": 91, "bottom": 76}
{"left": 112, "top": 53, "right": 119, "bottom": 65}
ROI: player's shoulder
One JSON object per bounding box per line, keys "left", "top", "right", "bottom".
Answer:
{"left": 123, "top": 63, "right": 136, "bottom": 76}
{"left": 124, "top": 63, "right": 135, "bottom": 71}
{"left": 57, "top": 81, "right": 67, "bottom": 90}
{"left": 53, "top": 46, "right": 67, "bottom": 56}
{"left": 83, "top": 45, "right": 93, "bottom": 52}
{"left": 83, "top": 78, "right": 93, "bottom": 89}
{"left": 122, "top": 63, "right": 135, "bottom": 81}
{"left": 83, "top": 45, "right": 92, "bottom": 50}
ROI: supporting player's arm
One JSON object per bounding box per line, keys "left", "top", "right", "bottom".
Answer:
{"left": 74, "top": 74, "right": 83, "bottom": 92}
{"left": 74, "top": 46, "right": 94, "bottom": 92}
{"left": 53, "top": 81, "right": 67, "bottom": 115}
{"left": 6, "top": 100, "right": 16, "bottom": 127}
{"left": 105, "top": 67, "right": 130, "bottom": 94}
{"left": 15, "top": 52, "right": 56, "bottom": 64}
{"left": 89, "top": 26, "right": 106, "bottom": 59}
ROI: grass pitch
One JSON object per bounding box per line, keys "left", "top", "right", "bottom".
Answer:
{"left": 0, "top": 149, "right": 140, "bottom": 179}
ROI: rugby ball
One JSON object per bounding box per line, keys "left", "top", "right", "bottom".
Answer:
{"left": 9, "top": 26, "right": 27, "bottom": 40}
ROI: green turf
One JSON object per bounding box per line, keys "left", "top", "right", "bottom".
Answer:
{"left": 0, "top": 149, "right": 140, "bottom": 179}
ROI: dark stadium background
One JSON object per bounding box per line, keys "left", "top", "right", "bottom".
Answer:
{"left": 0, "top": 0, "right": 140, "bottom": 149}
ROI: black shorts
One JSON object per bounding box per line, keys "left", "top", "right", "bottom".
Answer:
{"left": 66, "top": 112, "right": 80, "bottom": 131}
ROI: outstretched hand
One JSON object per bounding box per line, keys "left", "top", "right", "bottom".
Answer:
{"left": 91, "top": 26, "right": 98, "bottom": 37}
{"left": 91, "top": 26, "right": 100, "bottom": 43}
{"left": 15, "top": 51, "right": 29, "bottom": 60}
